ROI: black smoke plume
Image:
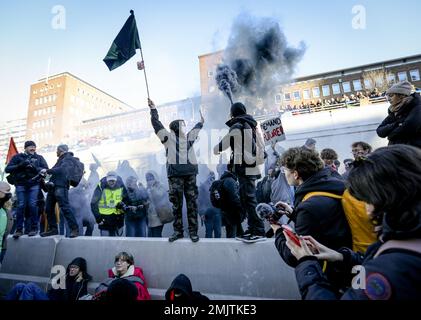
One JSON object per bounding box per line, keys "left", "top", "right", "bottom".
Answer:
{"left": 215, "top": 13, "right": 306, "bottom": 108}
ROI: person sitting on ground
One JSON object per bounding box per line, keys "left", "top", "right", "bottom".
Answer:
{"left": 94, "top": 251, "right": 151, "bottom": 300}
{"left": 165, "top": 274, "right": 209, "bottom": 302}
{"left": 5, "top": 257, "right": 91, "bottom": 301}
{"left": 283, "top": 144, "right": 421, "bottom": 300}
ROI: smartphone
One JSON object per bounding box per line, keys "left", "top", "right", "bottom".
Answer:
{"left": 281, "top": 225, "right": 301, "bottom": 247}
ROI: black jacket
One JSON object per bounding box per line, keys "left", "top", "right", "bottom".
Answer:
{"left": 165, "top": 274, "right": 209, "bottom": 302}
{"left": 90, "top": 176, "right": 129, "bottom": 230}
{"left": 219, "top": 171, "right": 244, "bottom": 225}
{"left": 217, "top": 114, "right": 261, "bottom": 178}
{"left": 376, "top": 93, "right": 421, "bottom": 148}
{"left": 150, "top": 108, "right": 203, "bottom": 178}
{"left": 275, "top": 168, "right": 352, "bottom": 267}
{"left": 5, "top": 152, "right": 48, "bottom": 186}
{"left": 47, "top": 152, "right": 75, "bottom": 188}
{"left": 294, "top": 204, "right": 421, "bottom": 300}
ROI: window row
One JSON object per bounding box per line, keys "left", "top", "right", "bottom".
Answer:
{"left": 33, "top": 106, "right": 56, "bottom": 117}
{"left": 282, "top": 69, "right": 420, "bottom": 102}
{"left": 32, "top": 131, "right": 54, "bottom": 141}
{"left": 32, "top": 118, "right": 55, "bottom": 129}
{"left": 32, "top": 83, "right": 62, "bottom": 95}
{"left": 35, "top": 94, "right": 57, "bottom": 106}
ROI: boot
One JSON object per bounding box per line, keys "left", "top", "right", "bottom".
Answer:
{"left": 70, "top": 228, "right": 79, "bottom": 238}
{"left": 168, "top": 232, "right": 184, "bottom": 242}
{"left": 13, "top": 230, "right": 23, "bottom": 239}
{"left": 40, "top": 228, "right": 58, "bottom": 237}
{"left": 190, "top": 233, "right": 199, "bottom": 243}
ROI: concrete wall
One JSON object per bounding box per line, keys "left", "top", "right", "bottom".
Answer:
{"left": 0, "top": 236, "right": 300, "bottom": 300}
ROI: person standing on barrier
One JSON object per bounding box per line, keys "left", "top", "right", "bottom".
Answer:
{"left": 148, "top": 98, "right": 204, "bottom": 243}
{"left": 40, "top": 144, "right": 79, "bottom": 238}
{"left": 5, "top": 141, "right": 48, "bottom": 238}
{"left": 214, "top": 102, "right": 266, "bottom": 243}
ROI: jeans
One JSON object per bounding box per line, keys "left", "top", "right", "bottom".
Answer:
{"left": 15, "top": 185, "right": 40, "bottom": 232}
{"left": 148, "top": 225, "right": 164, "bottom": 237}
{"left": 125, "top": 217, "right": 148, "bottom": 237}
{"left": 225, "top": 223, "right": 244, "bottom": 238}
{"left": 5, "top": 283, "right": 49, "bottom": 300}
{"left": 238, "top": 176, "right": 264, "bottom": 236}
{"left": 45, "top": 187, "right": 78, "bottom": 231}
{"left": 100, "top": 227, "right": 123, "bottom": 237}
{"left": 203, "top": 208, "right": 222, "bottom": 238}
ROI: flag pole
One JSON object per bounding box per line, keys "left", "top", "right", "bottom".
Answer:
{"left": 131, "top": 10, "right": 150, "bottom": 100}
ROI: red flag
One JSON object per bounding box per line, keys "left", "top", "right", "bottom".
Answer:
{"left": 6, "top": 137, "right": 18, "bottom": 164}
{"left": 137, "top": 60, "right": 145, "bottom": 70}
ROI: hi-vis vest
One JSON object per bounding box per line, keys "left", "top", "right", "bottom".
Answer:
{"left": 98, "top": 185, "right": 124, "bottom": 216}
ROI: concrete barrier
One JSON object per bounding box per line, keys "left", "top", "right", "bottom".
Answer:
{"left": 0, "top": 236, "right": 300, "bottom": 300}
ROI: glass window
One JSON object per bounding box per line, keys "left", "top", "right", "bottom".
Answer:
{"left": 398, "top": 71, "right": 408, "bottom": 81}
{"left": 322, "top": 85, "right": 331, "bottom": 97}
{"left": 284, "top": 93, "right": 291, "bottom": 101}
{"left": 52, "top": 106, "right": 56, "bottom": 113}
{"left": 312, "top": 87, "right": 320, "bottom": 98}
{"left": 35, "top": 99, "right": 39, "bottom": 106}
{"left": 207, "top": 70, "right": 214, "bottom": 78}
{"left": 410, "top": 69, "right": 420, "bottom": 81}
{"left": 275, "top": 94, "right": 282, "bottom": 103}
{"left": 353, "top": 80, "right": 362, "bottom": 91}
{"left": 332, "top": 84, "right": 340, "bottom": 95}
{"left": 293, "top": 91, "right": 301, "bottom": 100}
{"left": 364, "top": 79, "right": 373, "bottom": 89}
{"left": 303, "top": 89, "right": 310, "bottom": 100}
{"left": 342, "top": 82, "right": 351, "bottom": 93}
{"left": 387, "top": 74, "right": 396, "bottom": 84}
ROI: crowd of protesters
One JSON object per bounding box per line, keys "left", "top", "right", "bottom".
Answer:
{"left": 0, "top": 81, "right": 420, "bottom": 300}
{"left": 281, "top": 89, "right": 384, "bottom": 113}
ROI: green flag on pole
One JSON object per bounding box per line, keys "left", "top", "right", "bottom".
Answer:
{"left": 103, "top": 10, "right": 141, "bottom": 71}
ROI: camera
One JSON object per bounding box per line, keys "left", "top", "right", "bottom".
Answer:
{"left": 256, "top": 203, "right": 287, "bottom": 224}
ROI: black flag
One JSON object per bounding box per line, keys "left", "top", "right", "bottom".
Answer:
{"left": 103, "top": 10, "right": 141, "bottom": 71}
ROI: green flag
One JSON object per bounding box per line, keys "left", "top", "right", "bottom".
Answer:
{"left": 103, "top": 10, "right": 141, "bottom": 71}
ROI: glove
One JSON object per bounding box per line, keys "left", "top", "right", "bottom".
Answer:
{"left": 19, "top": 159, "right": 31, "bottom": 167}
{"left": 95, "top": 216, "right": 104, "bottom": 224}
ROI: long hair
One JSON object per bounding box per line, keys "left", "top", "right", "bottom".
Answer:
{"left": 348, "top": 144, "right": 421, "bottom": 230}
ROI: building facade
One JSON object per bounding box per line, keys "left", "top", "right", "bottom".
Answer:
{"left": 199, "top": 52, "right": 421, "bottom": 111}
{"left": 26, "top": 72, "right": 134, "bottom": 148}
{"left": 0, "top": 118, "right": 27, "bottom": 159}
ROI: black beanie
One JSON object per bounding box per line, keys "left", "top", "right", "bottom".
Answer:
{"left": 24, "top": 141, "right": 36, "bottom": 148}
{"left": 230, "top": 103, "right": 247, "bottom": 117}
{"left": 105, "top": 278, "right": 138, "bottom": 301}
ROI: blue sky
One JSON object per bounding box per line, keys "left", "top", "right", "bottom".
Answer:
{"left": 1, "top": 0, "right": 421, "bottom": 121}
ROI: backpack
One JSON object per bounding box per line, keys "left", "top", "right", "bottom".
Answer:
{"left": 302, "top": 189, "right": 378, "bottom": 253}
{"left": 67, "top": 156, "right": 85, "bottom": 187}
{"left": 256, "top": 176, "right": 272, "bottom": 204}
{"left": 209, "top": 180, "right": 225, "bottom": 209}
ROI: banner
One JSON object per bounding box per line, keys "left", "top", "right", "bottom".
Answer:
{"left": 260, "top": 117, "right": 286, "bottom": 146}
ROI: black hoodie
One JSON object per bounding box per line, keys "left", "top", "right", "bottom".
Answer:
{"left": 217, "top": 113, "right": 260, "bottom": 177}
{"left": 48, "top": 257, "right": 92, "bottom": 301}
{"left": 275, "top": 167, "right": 352, "bottom": 267}
{"left": 165, "top": 274, "right": 209, "bottom": 302}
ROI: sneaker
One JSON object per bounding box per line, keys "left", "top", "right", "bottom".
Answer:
{"left": 28, "top": 230, "right": 38, "bottom": 237}
{"left": 190, "top": 233, "right": 199, "bottom": 243}
{"left": 13, "top": 231, "right": 23, "bottom": 239}
{"left": 40, "top": 229, "right": 58, "bottom": 237}
{"left": 236, "top": 234, "right": 267, "bottom": 243}
{"left": 168, "top": 232, "right": 184, "bottom": 242}
{"left": 70, "top": 229, "right": 79, "bottom": 238}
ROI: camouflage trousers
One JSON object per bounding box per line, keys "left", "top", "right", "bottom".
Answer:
{"left": 168, "top": 175, "right": 199, "bottom": 235}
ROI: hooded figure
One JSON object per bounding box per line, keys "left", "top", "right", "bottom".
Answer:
{"left": 213, "top": 102, "right": 266, "bottom": 241}
{"left": 48, "top": 257, "right": 92, "bottom": 301}
{"left": 165, "top": 274, "right": 209, "bottom": 302}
